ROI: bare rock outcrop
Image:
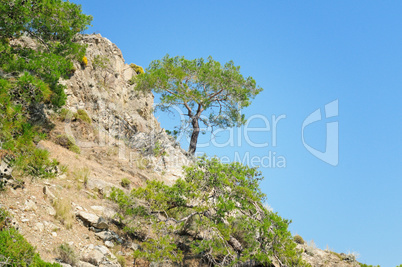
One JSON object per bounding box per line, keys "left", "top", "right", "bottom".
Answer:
{"left": 61, "top": 34, "right": 158, "bottom": 139}
{"left": 58, "top": 34, "right": 191, "bottom": 181}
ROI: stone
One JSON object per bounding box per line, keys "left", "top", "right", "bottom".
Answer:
{"left": 35, "top": 222, "right": 44, "bottom": 232}
{"left": 23, "top": 199, "right": 37, "bottom": 211}
{"left": 95, "top": 231, "right": 116, "bottom": 241}
{"left": 43, "top": 186, "right": 56, "bottom": 200}
{"left": 77, "top": 211, "right": 99, "bottom": 226}
{"left": 90, "top": 205, "right": 104, "bottom": 212}
{"left": 81, "top": 248, "right": 104, "bottom": 266}
{"left": 130, "top": 243, "right": 140, "bottom": 251}
{"left": 0, "top": 160, "right": 13, "bottom": 178}
{"left": 52, "top": 232, "right": 57, "bottom": 237}
{"left": 78, "top": 261, "right": 97, "bottom": 267}
{"left": 46, "top": 206, "right": 56, "bottom": 216}
{"left": 104, "top": 241, "right": 114, "bottom": 248}
{"left": 95, "top": 217, "right": 108, "bottom": 230}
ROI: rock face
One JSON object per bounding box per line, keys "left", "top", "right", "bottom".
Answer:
{"left": 60, "top": 34, "right": 191, "bottom": 182}
{"left": 61, "top": 34, "right": 158, "bottom": 139}
{"left": 297, "top": 244, "right": 360, "bottom": 267}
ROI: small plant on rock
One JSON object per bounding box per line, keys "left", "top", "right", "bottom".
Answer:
{"left": 57, "top": 243, "right": 78, "bottom": 266}
{"left": 130, "top": 63, "right": 145, "bottom": 75}
{"left": 74, "top": 109, "right": 91, "bottom": 124}
{"left": 53, "top": 198, "right": 74, "bottom": 229}
{"left": 55, "top": 135, "right": 80, "bottom": 154}
{"left": 294, "top": 234, "right": 305, "bottom": 244}
{"left": 120, "top": 178, "right": 131, "bottom": 189}
{"left": 81, "top": 56, "right": 88, "bottom": 67}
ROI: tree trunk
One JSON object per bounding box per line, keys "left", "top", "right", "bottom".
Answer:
{"left": 188, "top": 117, "right": 200, "bottom": 155}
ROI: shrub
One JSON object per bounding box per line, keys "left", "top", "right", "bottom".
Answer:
{"left": 152, "top": 141, "right": 166, "bottom": 157}
{"left": 82, "top": 56, "right": 88, "bottom": 66}
{"left": 116, "top": 255, "right": 126, "bottom": 267}
{"left": 130, "top": 63, "right": 145, "bottom": 75}
{"left": 74, "top": 109, "right": 91, "bottom": 124}
{"left": 120, "top": 178, "right": 131, "bottom": 189}
{"left": 93, "top": 55, "right": 110, "bottom": 70}
{"left": 55, "top": 135, "right": 80, "bottom": 154}
{"left": 0, "top": 208, "right": 60, "bottom": 266}
{"left": 57, "top": 243, "right": 78, "bottom": 266}
{"left": 294, "top": 234, "right": 305, "bottom": 244}
{"left": 110, "top": 157, "right": 308, "bottom": 266}
{"left": 52, "top": 198, "right": 74, "bottom": 229}
{"left": 59, "top": 108, "right": 71, "bottom": 121}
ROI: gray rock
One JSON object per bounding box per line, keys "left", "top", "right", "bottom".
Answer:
{"left": 95, "top": 231, "right": 119, "bottom": 242}
{"left": 78, "top": 261, "right": 97, "bottom": 267}
{"left": 0, "top": 160, "right": 12, "bottom": 178}
{"left": 81, "top": 249, "right": 104, "bottom": 266}
{"left": 95, "top": 217, "right": 108, "bottom": 230}
{"left": 104, "top": 241, "right": 114, "bottom": 248}
{"left": 77, "top": 211, "right": 99, "bottom": 225}
{"left": 23, "top": 199, "right": 37, "bottom": 211}
{"left": 43, "top": 186, "right": 56, "bottom": 200}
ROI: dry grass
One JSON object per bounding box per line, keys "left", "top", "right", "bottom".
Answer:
{"left": 72, "top": 167, "right": 90, "bottom": 189}
{"left": 52, "top": 198, "right": 74, "bottom": 229}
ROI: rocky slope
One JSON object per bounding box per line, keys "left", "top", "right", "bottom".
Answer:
{"left": 0, "top": 34, "right": 361, "bottom": 267}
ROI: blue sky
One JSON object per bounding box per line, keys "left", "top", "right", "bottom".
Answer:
{"left": 73, "top": 1, "right": 402, "bottom": 265}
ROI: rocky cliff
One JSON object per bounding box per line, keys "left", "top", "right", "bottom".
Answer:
{"left": 59, "top": 34, "right": 190, "bottom": 183}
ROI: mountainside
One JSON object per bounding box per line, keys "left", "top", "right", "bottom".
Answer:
{"left": 0, "top": 34, "right": 361, "bottom": 267}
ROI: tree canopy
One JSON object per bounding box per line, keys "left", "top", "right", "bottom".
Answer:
{"left": 134, "top": 55, "right": 263, "bottom": 154}
{"left": 110, "top": 157, "right": 307, "bottom": 266}
{"left": 0, "top": 0, "right": 92, "bottom": 177}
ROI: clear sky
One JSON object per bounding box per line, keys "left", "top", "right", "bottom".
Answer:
{"left": 72, "top": 1, "right": 402, "bottom": 266}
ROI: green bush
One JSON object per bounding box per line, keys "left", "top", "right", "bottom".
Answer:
{"left": 55, "top": 135, "right": 80, "bottom": 154}
{"left": 120, "top": 178, "right": 131, "bottom": 189}
{"left": 116, "top": 255, "right": 126, "bottom": 267}
{"left": 74, "top": 109, "right": 91, "bottom": 124}
{"left": 0, "top": 0, "right": 92, "bottom": 179}
{"left": 92, "top": 55, "right": 110, "bottom": 70}
{"left": 109, "top": 157, "right": 308, "bottom": 266}
{"left": 294, "top": 234, "right": 305, "bottom": 244}
{"left": 0, "top": 209, "right": 60, "bottom": 266}
{"left": 152, "top": 141, "right": 166, "bottom": 157}
{"left": 57, "top": 243, "right": 78, "bottom": 266}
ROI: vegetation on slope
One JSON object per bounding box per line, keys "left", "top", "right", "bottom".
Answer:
{"left": 0, "top": 0, "right": 92, "bottom": 178}
{"left": 110, "top": 157, "right": 308, "bottom": 266}
{"left": 0, "top": 208, "right": 61, "bottom": 266}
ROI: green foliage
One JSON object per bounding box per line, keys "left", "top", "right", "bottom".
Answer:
{"left": 120, "top": 178, "right": 131, "bottom": 189}
{"left": 57, "top": 243, "right": 78, "bottom": 266}
{"left": 134, "top": 55, "right": 263, "bottom": 154}
{"left": 133, "top": 222, "right": 183, "bottom": 264}
{"left": 0, "top": 208, "right": 61, "bottom": 266}
{"left": 92, "top": 55, "right": 109, "bottom": 70}
{"left": 109, "top": 157, "right": 307, "bottom": 266}
{"left": 359, "top": 264, "right": 381, "bottom": 267}
{"left": 116, "top": 255, "right": 126, "bottom": 267}
{"left": 0, "top": 0, "right": 92, "bottom": 178}
{"left": 55, "top": 135, "right": 80, "bottom": 154}
{"left": 152, "top": 141, "right": 167, "bottom": 157}
{"left": 294, "top": 234, "right": 305, "bottom": 244}
{"left": 74, "top": 109, "right": 91, "bottom": 124}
